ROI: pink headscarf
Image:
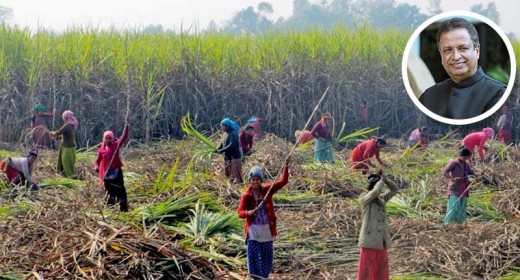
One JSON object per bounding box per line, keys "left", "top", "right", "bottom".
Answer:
{"left": 102, "top": 131, "right": 115, "bottom": 148}
{"left": 482, "top": 127, "right": 494, "bottom": 139}
{"left": 62, "top": 110, "right": 78, "bottom": 130}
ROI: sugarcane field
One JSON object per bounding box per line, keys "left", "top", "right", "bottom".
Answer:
{"left": 1, "top": 129, "right": 520, "bottom": 279}
{"left": 1, "top": 4, "right": 520, "bottom": 280}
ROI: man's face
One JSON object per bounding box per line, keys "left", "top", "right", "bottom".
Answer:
{"left": 439, "top": 28, "right": 480, "bottom": 84}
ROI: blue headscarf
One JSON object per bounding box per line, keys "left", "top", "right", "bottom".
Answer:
{"left": 220, "top": 118, "right": 240, "bottom": 132}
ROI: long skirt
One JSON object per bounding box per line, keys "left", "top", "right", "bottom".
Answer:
{"left": 444, "top": 194, "right": 467, "bottom": 224}
{"left": 498, "top": 129, "right": 511, "bottom": 144}
{"left": 103, "top": 167, "right": 128, "bottom": 212}
{"left": 57, "top": 145, "right": 76, "bottom": 178}
{"left": 224, "top": 158, "right": 243, "bottom": 184}
{"left": 357, "top": 245, "right": 389, "bottom": 280}
{"left": 247, "top": 239, "right": 273, "bottom": 280}
{"left": 314, "top": 139, "right": 334, "bottom": 163}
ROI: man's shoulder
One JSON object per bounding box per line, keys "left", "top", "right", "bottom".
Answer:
{"left": 419, "top": 79, "right": 452, "bottom": 101}
{"left": 481, "top": 73, "right": 507, "bottom": 92}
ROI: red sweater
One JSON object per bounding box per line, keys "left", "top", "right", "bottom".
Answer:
{"left": 462, "top": 132, "right": 488, "bottom": 159}
{"left": 239, "top": 130, "right": 253, "bottom": 153}
{"left": 237, "top": 165, "right": 289, "bottom": 238}
{"left": 94, "top": 124, "right": 129, "bottom": 181}
{"left": 350, "top": 139, "right": 383, "bottom": 166}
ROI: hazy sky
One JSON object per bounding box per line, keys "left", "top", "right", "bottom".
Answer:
{"left": 0, "top": 0, "right": 519, "bottom": 36}
{"left": 0, "top": 0, "right": 293, "bottom": 32}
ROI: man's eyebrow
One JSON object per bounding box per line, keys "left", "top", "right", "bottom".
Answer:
{"left": 441, "top": 43, "right": 471, "bottom": 50}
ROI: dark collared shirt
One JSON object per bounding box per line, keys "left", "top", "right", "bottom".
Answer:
{"left": 419, "top": 66, "right": 506, "bottom": 119}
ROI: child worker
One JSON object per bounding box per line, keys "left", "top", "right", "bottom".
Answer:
{"left": 237, "top": 159, "right": 290, "bottom": 280}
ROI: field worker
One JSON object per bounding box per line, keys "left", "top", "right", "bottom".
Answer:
{"left": 461, "top": 127, "right": 494, "bottom": 161}
{"left": 247, "top": 115, "right": 266, "bottom": 140}
{"left": 0, "top": 149, "right": 39, "bottom": 189}
{"left": 442, "top": 147, "right": 475, "bottom": 225}
{"left": 310, "top": 112, "right": 334, "bottom": 163}
{"left": 294, "top": 129, "right": 314, "bottom": 146}
{"left": 93, "top": 121, "right": 130, "bottom": 212}
{"left": 350, "top": 138, "right": 388, "bottom": 174}
{"left": 408, "top": 126, "right": 429, "bottom": 148}
{"left": 31, "top": 104, "right": 55, "bottom": 149}
{"left": 497, "top": 105, "right": 512, "bottom": 144}
{"left": 217, "top": 118, "right": 243, "bottom": 184}
{"left": 51, "top": 110, "right": 78, "bottom": 178}
{"left": 239, "top": 125, "right": 255, "bottom": 156}
{"left": 237, "top": 159, "right": 290, "bottom": 280}
{"left": 357, "top": 172, "right": 399, "bottom": 280}
{"left": 419, "top": 17, "right": 506, "bottom": 119}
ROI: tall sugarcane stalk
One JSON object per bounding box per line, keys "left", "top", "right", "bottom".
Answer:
{"left": 256, "top": 87, "right": 331, "bottom": 210}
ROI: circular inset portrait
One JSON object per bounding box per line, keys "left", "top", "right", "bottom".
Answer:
{"left": 402, "top": 11, "right": 516, "bottom": 125}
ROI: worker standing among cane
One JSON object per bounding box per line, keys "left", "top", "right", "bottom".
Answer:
{"left": 357, "top": 172, "right": 399, "bottom": 280}
{"left": 311, "top": 112, "right": 334, "bottom": 163}
{"left": 93, "top": 120, "right": 130, "bottom": 212}
{"left": 443, "top": 147, "right": 475, "bottom": 225}
{"left": 237, "top": 159, "right": 290, "bottom": 280}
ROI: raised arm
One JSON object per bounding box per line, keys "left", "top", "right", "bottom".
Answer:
{"left": 261, "top": 164, "right": 289, "bottom": 195}
{"left": 116, "top": 123, "right": 130, "bottom": 145}
{"left": 359, "top": 179, "right": 384, "bottom": 206}
{"left": 381, "top": 178, "right": 399, "bottom": 202}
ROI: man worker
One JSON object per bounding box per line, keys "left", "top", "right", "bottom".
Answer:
{"left": 419, "top": 17, "right": 506, "bottom": 119}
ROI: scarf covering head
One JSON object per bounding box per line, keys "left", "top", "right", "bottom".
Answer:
{"left": 220, "top": 118, "right": 240, "bottom": 132}
{"left": 102, "top": 131, "right": 115, "bottom": 148}
{"left": 35, "top": 104, "right": 46, "bottom": 112}
{"left": 62, "top": 110, "right": 79, "bottom": 130}
{"left": 482, "top": 127, "right": 494, "bottom": 139}
{"left": 248, "top": 166, "right": 264, "bottom": 181}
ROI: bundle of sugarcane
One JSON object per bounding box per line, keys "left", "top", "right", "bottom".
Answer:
{"left": 181, "top": 113, "right": 218, "bottom": 155}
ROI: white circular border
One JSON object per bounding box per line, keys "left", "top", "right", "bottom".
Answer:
{"left": 402, "top": 11, "right": 516, "bottom": 125}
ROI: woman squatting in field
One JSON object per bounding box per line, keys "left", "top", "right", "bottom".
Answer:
{"left": 0, "top": 149, "right": 39, "bottom": 190}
